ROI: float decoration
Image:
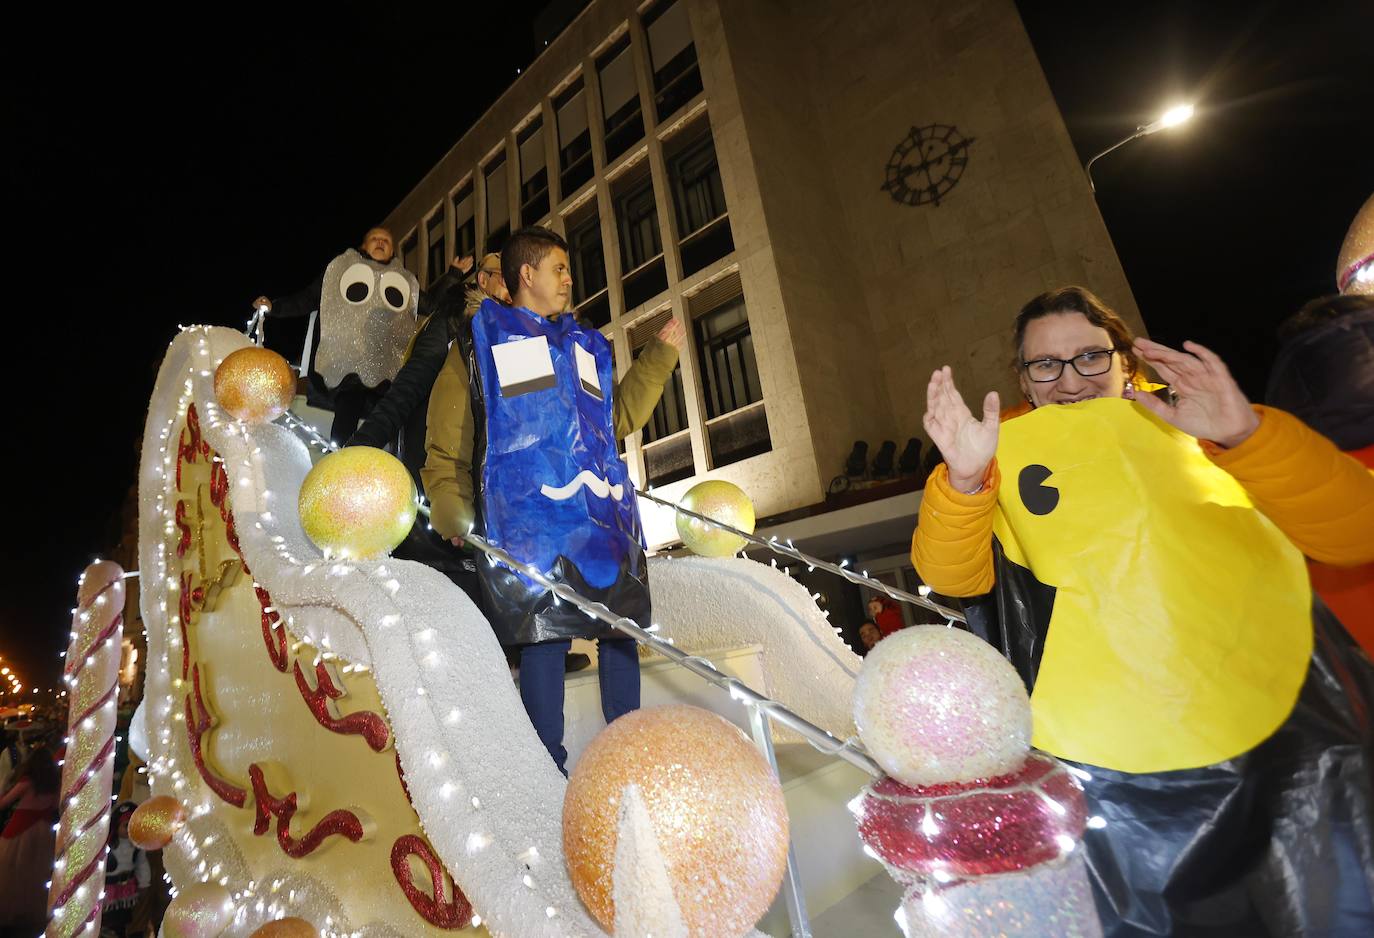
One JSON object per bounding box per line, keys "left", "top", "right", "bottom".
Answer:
{"left": 675, "top": 479, "right": 756, "bottom": 558}
{"left": 47, "top": 559, "right": 126, "bottom": 938}
{"left": 850, "top": 626, "right": 1101, "bottom": 937}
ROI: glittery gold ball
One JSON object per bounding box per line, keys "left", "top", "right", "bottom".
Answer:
{"left": 676, "top": 480, "right": 756, "bottom": 558}
{"left": 1337, "top": 193, "right": 1374, "bottom": 295}
{"left": 249, "top": 918, "right": 318, "bottom": 938}
{"left": 563, "top": 705, "right": 789, "bottom": 937}
{"left": 214, "top": 347, "right": 296, "bottom": 424}
{"left": 298, "top": 447, "right": 417, "bottom": 560}
{"left": 162, "top": 881, "right": 235, "bottom": 938}
{"left": 128, "top": 795, "right": 187, "bottom": 850}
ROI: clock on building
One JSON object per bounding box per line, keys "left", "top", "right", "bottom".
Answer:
{"left": 881, "top": 123, "right": 974, "bottom": 207}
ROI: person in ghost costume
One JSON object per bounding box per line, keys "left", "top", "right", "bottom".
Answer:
{"left": 423, "top": 227, "right": 683, "bottom": 773}
{"left": 253, "top": 226, "right": 467, "bottom": 441}
{"left": 911, "top": 286, "right": 1374, "bottom": 937}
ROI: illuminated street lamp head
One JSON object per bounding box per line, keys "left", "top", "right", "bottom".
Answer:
{"left": 1142, "top": 103, "right": 1195, "bottom": 135}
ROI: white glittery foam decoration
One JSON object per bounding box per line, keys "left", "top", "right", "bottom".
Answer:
{"left": 611, "top": 784, "right": 687, "bottom": 938}
{"left": 645, "top": 555, "right": 864, "bottom": 741}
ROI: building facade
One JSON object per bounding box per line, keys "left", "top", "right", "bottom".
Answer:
{"left": 382, "top": 0, "right": 1140, "bottom": 562}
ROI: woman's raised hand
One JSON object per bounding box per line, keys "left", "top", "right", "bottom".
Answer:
{"left": 1131, "top": 338, "right": 1260, "bottom": 448}
{"left": 923, "top": 366, "right": 1000, "bottom": 492}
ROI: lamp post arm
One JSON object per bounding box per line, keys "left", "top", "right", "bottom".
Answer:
{"left": 1085, "top": 128, "right": 1148, "bottom": 193}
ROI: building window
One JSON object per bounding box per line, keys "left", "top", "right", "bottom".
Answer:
{"left": 598, "top": 35, "right": 644, "bottom": 163}
{"left": 631, "top": 310, "right": 692, "bottom": 486}
{"left": 644, "top": 0, "right": 702, "bottom": 122}
{"left": 567, "top": 206, "right": 610, "bottom": 328}
{"left": 425, "top": 211, "right": 445, "bottom": 285}
{"left": 555, "top": 79, "right": 593, "bottom": 198}
{"left": 668, "top": 125, "right": 733, "bottom": 276}
{"left": 452, "top": 183, "right": 476, "bottom": 262}
{"left": 485, "top": 153, "right": 510, "bottom": 252}
{"left": 691, "top": 276, "right": 770, "bottom": 467}
{"left": 518, "top": 119, "right": 550, "bottom": 226}
{"left": 614, "top": 169, "right": 666, "bottom": 310}
{"left": 401, "top": 232, "right": 420, "bottom": 278}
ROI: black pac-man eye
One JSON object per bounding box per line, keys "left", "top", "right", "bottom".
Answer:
{"left": 379, "top": 270, "right": 411, "bottom": 311}
{"left": 339, "top": 262, "right": 374, "bottom": 304}
{"left": 1018, "top": 464, "right": 1059, "bottom": 516}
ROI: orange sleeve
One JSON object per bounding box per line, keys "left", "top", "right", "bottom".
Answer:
{"left": 1203, "top": 405, "right": 1374, "bottom": 566}
{"left": 910, "top": 461, "right": 1001, "bottom": 597}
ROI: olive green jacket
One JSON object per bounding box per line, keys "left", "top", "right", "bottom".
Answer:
{"left": 421, "top": 333, "right": 680, "bottom": 540}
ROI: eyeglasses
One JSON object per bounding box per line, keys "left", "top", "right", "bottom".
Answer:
{"left": 1021, "top": 348, "right": 1117, "bottom": 382}
{"left": 479, "top": 268, "right": 502, "bottom": 278}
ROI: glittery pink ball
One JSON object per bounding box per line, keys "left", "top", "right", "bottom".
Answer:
{"left": 854, "top": 751, "right": 1087, "bottom": 877}
{"left": 853, "top": 626, "right": 1031, "bottom": 786}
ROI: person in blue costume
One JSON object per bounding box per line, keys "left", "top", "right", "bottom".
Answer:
{"left": 423, "top": 227, "right": 683, "bottom": 772}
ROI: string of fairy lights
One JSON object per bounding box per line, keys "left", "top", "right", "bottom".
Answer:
{"left": 276, "top": 411, "right": 883, "bottom": 777}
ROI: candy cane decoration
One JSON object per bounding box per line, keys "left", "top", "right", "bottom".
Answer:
{"left": 47, "top": 560, "right": 126, "bottom": 938}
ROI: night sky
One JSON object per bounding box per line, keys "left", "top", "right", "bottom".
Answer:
{"left": 4, "top": 1, "right": 1371, "bottom": 693}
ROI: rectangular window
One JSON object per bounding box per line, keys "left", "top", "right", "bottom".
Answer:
{"left": 518, "top": 119, "right": 550, "bottom": 226}
{"left": 452, "top": 183, "right": 476, "bottom": 262}
{"left": 598, "top": 36, "right": 644, "bottom": 163}
{"left": 632, "top": 310, "right": 692, "bottom": 486}
{"left": 669, "top": 125, "right": 733, "bottom": 275}
{"left": 425, "top": 211, "right": 445, "bottom": 285}
{"left": 567, "top": 207, "right": 610, "bottom": 328}
{"left": 691, "top": 275, "right": 770, "bottom": 467}
{"left": 644, "top": 0, "right": 702, "bottom": 122}
{"left": 401, "top": 233, "right": 420, "bottom": 278}
{"left": 485, "top": 154, "right": 510, "bottom": 252}
{"left": 555, "top": 79, "right": 594, "bottom": 197}
{"left": 614, "top": 171, "right": 666, "bottom": 309}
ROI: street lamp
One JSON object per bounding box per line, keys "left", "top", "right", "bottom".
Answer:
{"left": 1085, "top": 103, "right": 1195, "bottom": 192}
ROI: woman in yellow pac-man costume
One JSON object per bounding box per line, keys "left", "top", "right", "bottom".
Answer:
{"left": 913, "top": 287, "right": 1374, "bottom": 938}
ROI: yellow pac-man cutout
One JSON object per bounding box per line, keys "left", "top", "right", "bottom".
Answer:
{"left": 993, "top": 399, "right": 1312, "bottom": 773}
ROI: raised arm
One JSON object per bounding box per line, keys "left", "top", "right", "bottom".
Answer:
{"left": 910, "top": 367, "right": 1002, "bottom": 597}
{"left": 612, "top": 318, "right": 683, "bottom": 439}
{"left": 1133, "top": 337, "right": 1374, "bottom": 565}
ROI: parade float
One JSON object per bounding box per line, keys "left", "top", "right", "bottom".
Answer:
{"left": 44, "top": 325, "right": 1100, "bottom": 938}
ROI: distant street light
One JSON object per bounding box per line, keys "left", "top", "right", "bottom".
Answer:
{"left": 1086, "top": 103, "right": 1195, "bottom": 192}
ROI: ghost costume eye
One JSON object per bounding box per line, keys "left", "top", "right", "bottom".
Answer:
{"left": 379, "top": 270, "right": 410, "bottom": 311}
{"left": 574, "top": 344, "right": 603, "bottom": 401}
{"left": 491, "top": 335, "right": 557, "bottom": 397}
{"left": 339, "top": 263, "right": 374, "bottom": 304}
{"left": 1018, "top": 464, "right": 1059, "bottom": 516}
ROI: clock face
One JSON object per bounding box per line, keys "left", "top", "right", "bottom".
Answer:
{"left": 882, "top": 123, "right": 974, "bottom": 207}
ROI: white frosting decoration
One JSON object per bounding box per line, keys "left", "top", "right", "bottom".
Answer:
{"left": 612, "top": 784, "right": 687, "bottom": 938}
{"left": 137, "top": 326, "right": 865, "bottom": 935}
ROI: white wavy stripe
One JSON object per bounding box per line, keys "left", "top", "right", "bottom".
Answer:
{"left": 540, "top": 469, "right": 625, "bottom": 502}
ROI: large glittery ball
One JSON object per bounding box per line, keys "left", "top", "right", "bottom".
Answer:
{"left": 854, "top": 751, "right": 1087, "bottom": 878}
{"left": 214, "top": 347, "right": 296, "bottom": 424}
{"left": 249, "top": 918, "right": 319, "bottom": 938}
{"left": 854, "top": 626, "right": 1031, "bottom": 787}
{"left": 676, "top": 479, "right": 755, "bottom": 557}
{"left": 563, "top": 705, "right": 789, "bottom": 937}
{"left": 162, "top": 881, "right": 235, "bottom": 937}
{"left": 298, "top": 446, "right": 417, "bottom": 560}
{"left": 128, "top": 794, "right": 187, "bottom": 850}
{"left": 1337, "top": 193, "right": 1374, "bottom": 295}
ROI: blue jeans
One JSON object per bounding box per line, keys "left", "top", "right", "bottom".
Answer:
{"left": 519, "top": 637, "right": 641, "bottom": 775}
